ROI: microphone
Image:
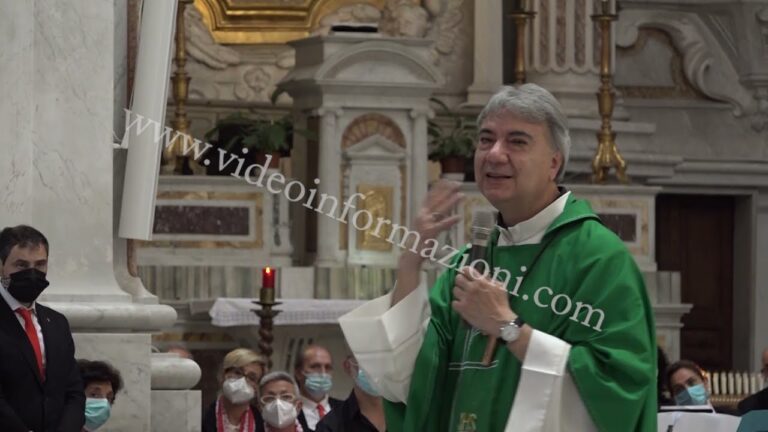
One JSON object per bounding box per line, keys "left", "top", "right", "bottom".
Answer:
{"left": 466, "top": 211, "right": 495, "bottom": 277}
{"left": 463, "top": 211, "right": 500, "bottom": 365}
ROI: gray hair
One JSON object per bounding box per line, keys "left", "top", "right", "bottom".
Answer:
{"left": 477, "top": 84, "right": 571, "bottom": 181}
{"left": 259, "top": 371, "right": 300, "bottom": 397}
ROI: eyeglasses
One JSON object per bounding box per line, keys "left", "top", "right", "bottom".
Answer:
{"left": 225, "top": 367, "right": 261, "bottom": 385}
{"left": 260, "top": 393, "right": 296, "bottom": 405}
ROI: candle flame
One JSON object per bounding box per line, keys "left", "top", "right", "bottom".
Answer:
{"left": 265, "top": 266, "right": 272, "bottom": 274}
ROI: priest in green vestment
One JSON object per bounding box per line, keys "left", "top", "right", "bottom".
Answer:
{"left": 339, "top": 84, "right": 657, "bottom": 432}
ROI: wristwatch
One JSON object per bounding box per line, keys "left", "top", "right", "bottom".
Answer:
{"left": 499, "top": 317, "right": 526, "bottom": 343}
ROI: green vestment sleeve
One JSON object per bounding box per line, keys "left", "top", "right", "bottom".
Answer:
{"left": 560, "top": 221, "right": 657, "bottom": 431}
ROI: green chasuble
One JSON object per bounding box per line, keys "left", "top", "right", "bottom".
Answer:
{"left": 384, "top": 196, "right": 657, "bottom": 432}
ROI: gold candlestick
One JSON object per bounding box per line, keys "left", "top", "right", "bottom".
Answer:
{"left": 591, "top": 0, "right": 628, "bottom": 184}
{"left": 163, "top": 0, "right": 204, "bottom": 175}
{"left": 509, "top": 0, "right": 536, "bottom": 85}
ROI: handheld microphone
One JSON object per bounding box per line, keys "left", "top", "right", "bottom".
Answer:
{"left": 466, "top": 211, "right": 495, "bottom": 277}
{"left": 463, "top": 211, "right": 501, "bottom": 365}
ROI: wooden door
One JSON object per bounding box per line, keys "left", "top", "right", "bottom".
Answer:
{"left": 656, "top": 194, "right": 734, "bottom": 370}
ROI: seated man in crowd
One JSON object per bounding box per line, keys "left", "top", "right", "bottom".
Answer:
{"left": 203, "top": 348, "right": 267, "bottom": 432}
{"left": 77, "top": 359, "right": 123, "bottom": 431}
{"left": 315, "top": 355, "right": 385, "bottom": 432}
{"left": 293, "top": 345, "right": 342, "bottom": 431}
{"left": 666, "top": 359, "right": 739, "bottom": 415}
{"left": 258, "top": 372, "right": 304, "bottom": 432}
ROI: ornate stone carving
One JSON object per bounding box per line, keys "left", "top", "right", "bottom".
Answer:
{"left": 185, "top": 4, "right": 240, "bottom": 70}
{"left": 378, "top": 0, "right": 471, "bottom": 91}
{"left": 184, "top": 0, "right": 468, "bottom": 102}
{"left": 312, "top": 3, "right": 382, "bottom": 36}
{"left": 616, "top": 28, "right": 706, "bottom": 99}
{"left": 617, "top": 9, "right": 755, "bottom": 117}
{"left": 341, "top": 113, "right": 406, "bottom": 149}
{"left": 380, "top": 1, "right": 431, "bottom": 37}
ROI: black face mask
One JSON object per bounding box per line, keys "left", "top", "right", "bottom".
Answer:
{"left": 6, "top": 268, "right": 49, "bottom": 304}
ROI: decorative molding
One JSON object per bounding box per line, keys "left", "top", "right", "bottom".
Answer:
{"left": 616, "top": 28, "right": 707, "bottom": 99}
{"left": 193, "top": 0, "right": 387, "bottom": 44}
{"left": 341, "top": 113, "right": 406, "bottom": 149}
{"left": 617, "top": 9, "right": 755, "bottom": 117}
{"left": 315, "top": 40, "right": 444, "bottom": 85}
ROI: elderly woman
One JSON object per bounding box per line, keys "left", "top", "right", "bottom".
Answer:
{"left": 257, "top": 372, "right": 304, "bottom": 432}
{"left": 203, "top": 348, "right": 268, "bottom": 432}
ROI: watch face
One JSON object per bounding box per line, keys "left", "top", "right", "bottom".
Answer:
{"left": 501, "top": 323, "right": 520, "bottom": 342}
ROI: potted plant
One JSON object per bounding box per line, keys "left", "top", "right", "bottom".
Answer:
{"left": 427, "top": 98, "right": 477, "bottom": 178}
{"left": 204, "top": 113, "right": 294, "bottom": 175}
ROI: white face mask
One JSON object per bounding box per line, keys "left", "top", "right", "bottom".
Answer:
{"left": 222, "top": 377, "right": 255, "bottom": 404}
{"left": 262, "top": 399, "right": 298, "bottom": 428}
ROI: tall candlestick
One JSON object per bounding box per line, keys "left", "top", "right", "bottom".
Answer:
{"left": 255, "top": 266, "right": 280, "bottom": 369}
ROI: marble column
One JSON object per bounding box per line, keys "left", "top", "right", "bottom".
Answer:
{"left": 528, "top": 0, "right": 615, "bottom": 118}
{"left": 465, "top": 0, "right": 504, "bottom": 107}
{"left": 0, "top": 1, "right": 183, "bottom": 430}
{"left": 315, "top": 107, "right": 344, "bottom": 266}
{"left": 1, "top": 0, "right": 129, "bottom": 302}
{"left": 409, "top": 108, "right": 432, "bottom": 225}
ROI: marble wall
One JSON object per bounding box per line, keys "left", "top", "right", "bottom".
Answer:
{"left": 151, "top": 391, "right": 202, "bottom": 432}
{"left": 74, "top": 334, "right": 152, "bottom": 432}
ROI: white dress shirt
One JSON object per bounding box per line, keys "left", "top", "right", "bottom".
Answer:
{"left": 339, "top": 191, "right": 597, "bottom": 432}
{"left": 299, "top": 394, "right": 331, "bottom": 430}
{"left": 0, "top": 283, "right": 46, "bottom": 367}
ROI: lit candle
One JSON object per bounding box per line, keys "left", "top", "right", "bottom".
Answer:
{"left": 261, "top": 267, "right": 276, "bottom": 303}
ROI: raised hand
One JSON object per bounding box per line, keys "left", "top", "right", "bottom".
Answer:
{"left": 393, "top": 180, "right": 464, "bottom": 305}
{"left": 405, "top": 180, "right": 464, "bottom": 263}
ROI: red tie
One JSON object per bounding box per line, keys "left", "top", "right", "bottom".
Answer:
{"left": 16, "top": 308, "right": 44, "bottom": 379}
{"left": 317, "top": 404, "right": 326, "bottom": 419}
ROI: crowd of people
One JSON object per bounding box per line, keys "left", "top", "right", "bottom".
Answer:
{"left": 200, "top": 344, "right": 385, "bottom": 432}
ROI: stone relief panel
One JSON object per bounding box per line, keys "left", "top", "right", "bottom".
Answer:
{"left": 378, "top": 0, "right": 473, "bottom": 96}
{"left": 182, "top": 0, "right": 472, "bottom": 103}
{"left": 615, "top": 28, "right": 707, "bottom": 100}
{"left": 185, "top": 5, "right": 295, "bottom": 102}
{"left": 617, "top": 9, "right": 756, "bottom": 118}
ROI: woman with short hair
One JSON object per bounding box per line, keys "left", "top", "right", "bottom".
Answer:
{"left": 203, "top": 348, "right": 268, "bottom": 432}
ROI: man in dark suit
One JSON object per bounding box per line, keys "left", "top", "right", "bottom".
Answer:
{"left": 0, "top": 225, "right": 85, "bottom": 432}
{"left": 293, "top": 345, "right": 343, "bottom": 432}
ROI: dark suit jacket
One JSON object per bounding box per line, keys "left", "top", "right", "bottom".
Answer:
{"left": 739, "top": 387, "right": 768, "bottom": 415}
{"left": 297, "top": 397, "right": 343, "bottom": 432}
{"left": 0, "top": 297, "right": 85, "bottom": 432}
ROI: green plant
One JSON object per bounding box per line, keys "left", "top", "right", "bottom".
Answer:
{"left": 204, "top": 113, "right": 295, "bottom": 154}
{"left": 427, "top": 98, "right": 477, "bottom": 160}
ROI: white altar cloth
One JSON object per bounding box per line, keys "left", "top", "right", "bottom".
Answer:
{"left": 208, "top": 298, "right": 367, "bottom": 327}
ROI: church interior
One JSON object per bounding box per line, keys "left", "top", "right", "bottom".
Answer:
{"left": 2, "top": 0, "right": 768, "bottom": 430}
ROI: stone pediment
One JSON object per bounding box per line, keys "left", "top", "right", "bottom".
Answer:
{"left": 280, "top": 36, "right": 444, "bottom": 91}
{"left": 344, "top": 134, "right": 406, "bottom": 162}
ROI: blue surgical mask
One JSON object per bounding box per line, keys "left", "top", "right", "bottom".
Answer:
{"left": 84, "top": 398, "right": 111, "bottom": 431}
{"left": 354, "top": 368, "right": 379, "bottom": 397}
{"left": 304, "top": 372, "right": 333, "bottom": 397}
{"left": 674, "top": 384, "right": 709, "bottom": 406}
